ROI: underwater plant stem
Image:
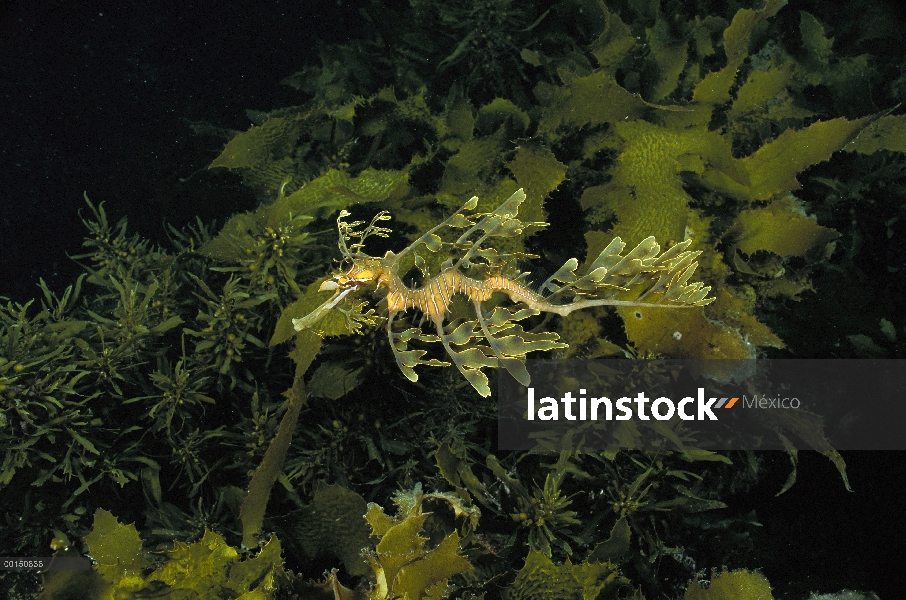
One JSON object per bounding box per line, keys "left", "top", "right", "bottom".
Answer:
{"left": 290, "top": 286, "right": 355, "bottom": 333}
{"left": 239, "top": 373, "right": 307, "bottom": 548}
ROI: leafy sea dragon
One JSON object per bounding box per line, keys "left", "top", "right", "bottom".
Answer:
{"left": 293, "top": 189, "right": 713, "bottom": 396}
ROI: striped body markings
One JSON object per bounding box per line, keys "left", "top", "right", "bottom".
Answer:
{"left": 381, "top": 268, "right": 542, "bottom": 320}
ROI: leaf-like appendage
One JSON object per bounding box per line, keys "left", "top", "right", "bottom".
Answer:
{"left": 541, "top": 236, "right": 713, "bottom": 314}
{"left": 474, "top": 307, "right": 568, "bottom": 387}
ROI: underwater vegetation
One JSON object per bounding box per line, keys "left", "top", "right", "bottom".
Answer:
{"left": 2, "top": 0, "right": 905, "bottom": 598}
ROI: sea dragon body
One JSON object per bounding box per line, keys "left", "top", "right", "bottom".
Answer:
{"left": 294, "top": 189, "right": 713, "bottom": 396}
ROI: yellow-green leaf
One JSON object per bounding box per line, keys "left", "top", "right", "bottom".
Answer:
{"left": 847, "top": 114, "right": 906, "bottom": 154}
{"left": 742, "top": 116, "right": 874, "bottom": 200}
{"left": 394, "top": 531, "right": 470, "bottom": 600}
{"left": 733, "top": 196, "right": 839, "bottom": 257}
{"left": 684, "top": 568, "right": 774, "bottom": 600}
{"left": 85, "top": 509, "right": 147, "bottom": 568}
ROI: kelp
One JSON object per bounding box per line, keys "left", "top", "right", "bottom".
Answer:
{"left": 280, "top": 482, "right": 373, "bottom": 577}
{"left": 204, "top": 0, "right": 901, "bottom": 371}
{"left": 41, "top": 509, "right": 285, "bottom": 599}
{"left": 503, "top": 549, "right": 628, "bottom": 600}
{"left": 238, "top": 373, "right": 308, "bottom": 549}
{"left": 684, "top": 568, "right": 774, "bottom": 600}
{"left": 363, "top": 485, "right": 472, "bottom": 600}
{"left": 560, "top": 5, "right": 896, "bottom": 363}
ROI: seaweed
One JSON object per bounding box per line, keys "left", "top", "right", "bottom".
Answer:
{"left": 40, "top": 509, "right": 285, "bottom": 599}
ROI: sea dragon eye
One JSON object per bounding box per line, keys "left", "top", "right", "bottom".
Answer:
{"left": 351, "top": 267, "right": 375, "bottom": 281}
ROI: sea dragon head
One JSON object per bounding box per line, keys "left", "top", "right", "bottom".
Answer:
{"left": 316, "top": 208, "right": 396, "bottom": 294}
{"left": 318, "top": 256, "right": 385, "bottom": 292}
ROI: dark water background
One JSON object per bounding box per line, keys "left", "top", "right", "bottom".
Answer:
{"left": 0, "top": 0, "right": 371, "bottom": 301}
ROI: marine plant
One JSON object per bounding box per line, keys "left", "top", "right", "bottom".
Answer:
{"left": 40, "top": 508, "right": 285, "bottom": 599}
